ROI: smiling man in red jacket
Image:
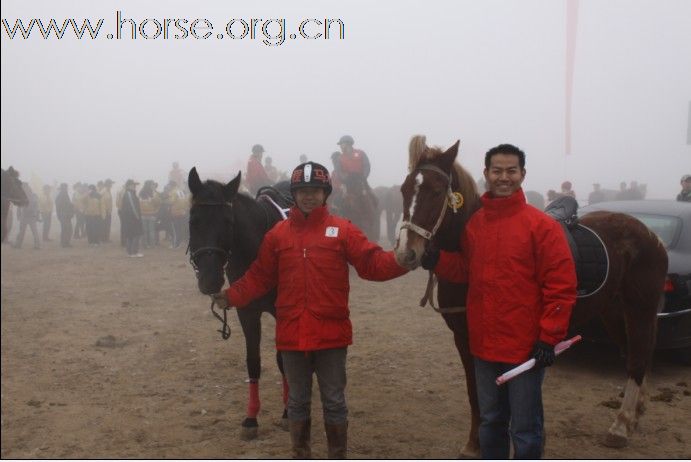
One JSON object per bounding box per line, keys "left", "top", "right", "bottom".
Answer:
{"left": 422, "top": 144, "right": 577, "bottom": 459}
{"left": 214, "top": 161, "right": 407, "bottom": 459}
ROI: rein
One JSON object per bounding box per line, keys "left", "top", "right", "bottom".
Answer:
{"left": 188, "top": 199, "right": 234, "bottom": 340}
{"left": 401, "top": 163, "right": 467, "bottom": 315}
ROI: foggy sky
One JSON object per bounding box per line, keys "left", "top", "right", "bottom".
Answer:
{"left": 2, "top": 0, "right": 690, "bottom": 200}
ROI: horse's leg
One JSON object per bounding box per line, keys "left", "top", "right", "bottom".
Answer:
{"left": 442, "top": 312, "right": 481, "bottom": 459}
{"left": 604, "top": 291, "right": 660, "bottom": 448}
{"left": 237, "top": 306, "right": 263, "bottom": 440}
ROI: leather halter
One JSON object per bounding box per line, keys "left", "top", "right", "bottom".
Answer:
{"left": 400, "top": 164, "right": 462, "bottom": 241}
{"left": 400, "top": 164, "right": 467, "bottom": 315}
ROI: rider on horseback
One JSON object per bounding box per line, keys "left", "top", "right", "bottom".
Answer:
{"left": 335, "top": 135, "right": 371, "bottom": 196}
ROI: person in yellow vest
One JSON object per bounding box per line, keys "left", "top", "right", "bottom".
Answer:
{"left": 168, "top": 180, "right": 189, "bottom": 249}
{"left": 72, "top": 182, "right": 87, "bottom": 239}
{"left": 139, "top": 180, "right": 162, "bottom": 248}
{"left": 83, "top": 184, "right": 104, "bottom": 246}
{"left": 100, "top": 179, "right": 114, "bottom": 243}
{"left": 38, "top": 184, "right": 54, "bottom": 242}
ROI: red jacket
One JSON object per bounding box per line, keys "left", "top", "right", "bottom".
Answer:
{"left": 339, "top": 149, "right": 370, "bottom": 178}
{"left": 247, "top": 156, "right": 271, "bottom": 194}
{"left": 434, "top": 189, "right": 577, "bottom": 364}
{"left": 226, "top": 205, "right": 407, "bottom": 351}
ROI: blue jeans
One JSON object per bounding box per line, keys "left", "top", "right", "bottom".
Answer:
{"left": 474, "top": 357, "right": 546, "bottom": 459}
{"left": 281, "top": 348, "right": 348, "bottom": 424}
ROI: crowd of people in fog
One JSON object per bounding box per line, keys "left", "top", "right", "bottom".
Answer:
{"left": 4, "top": 163, "right": 192, "bottom": 256}
{"left": 3, "top": 145, "right": 690, "bottom": 255}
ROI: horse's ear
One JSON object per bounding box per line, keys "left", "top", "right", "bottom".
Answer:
{"left": 188, "top": 167, "right": 203, "bottom": 196}
{"left": 440, "top": 140, "right": 460, "bottom": 171}
{"left": 224, "top": 171, "right": 242, "bottom": 201}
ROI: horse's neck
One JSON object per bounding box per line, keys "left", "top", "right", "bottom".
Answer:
{"left": 230, "top": 195, "right": 281, "bottom": 267}
{"left": 435, "top": 168, "right": 481, "bottom": 251}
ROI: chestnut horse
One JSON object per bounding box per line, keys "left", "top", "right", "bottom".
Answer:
{"left": 394, "top": 136, "right": 667, "bottom": 455}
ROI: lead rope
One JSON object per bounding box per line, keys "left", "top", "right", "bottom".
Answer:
{"left": 419, "top": 271, "right": 467, "bottom": 314}
{"left": 209, "top": 297, "right": 232, "bottom": 340}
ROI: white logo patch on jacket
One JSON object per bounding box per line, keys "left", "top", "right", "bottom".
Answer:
{"left": 325, "top": 226, "right": 339, "bottom": 237}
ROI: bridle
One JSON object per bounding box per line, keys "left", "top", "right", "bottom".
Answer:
{"left": 399, "top": 163, "right": 467, "bottom": 315}
{"left": 399, "top": 163, "right": 464, "bottom": 241}
{"left": 187, "top": 199, "right": 234, "bottom": 339}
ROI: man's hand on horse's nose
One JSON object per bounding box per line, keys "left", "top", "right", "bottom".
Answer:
{"left": 211, "top": 292, "right": 231, "bottom": 310}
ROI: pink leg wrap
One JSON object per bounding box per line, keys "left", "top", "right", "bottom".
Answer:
{"left": 247, "top": 380, "right": 260, "bottom": 418}
{"left": 282, "top": 375, "right": 289, "bottom": 406}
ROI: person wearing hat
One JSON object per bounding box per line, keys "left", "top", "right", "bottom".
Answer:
{"left": 335, "top": 135, "right": 371, "bottom": 188}
{"left": 211, "top": 161, "right": 408, "bottom": 459}
{"left": 121, "top": 179, "right": 144, "bottom": 257}
{"left": 55, "top": 183, "right": 75, "bottom": 248}
{"left": 38, "top": 184, "right": 54, "bottom": 241}
{"left": 101, "top": 179, "right": 115, "bottom": 242}
{"left": 246, "top": 144, "right": 272, "bottom": 196}
{"left": 677, "top": 174, "right": 691, "bottom": 202}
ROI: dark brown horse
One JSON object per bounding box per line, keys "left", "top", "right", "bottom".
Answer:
{"left": 394, "top": 136, "right": 667, "bottom": 455}
{"left": 339, "top": 178, "right": 379, "bottom": 242}
{"left": 1, "top": 167, "right": 29, "bottom": 243}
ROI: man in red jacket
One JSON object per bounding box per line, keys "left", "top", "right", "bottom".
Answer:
{"left": 213, "top": 161, "right": 407, "bottom": 459}
{"left": 422, "top": 144, "right": 577, "bottom": 459}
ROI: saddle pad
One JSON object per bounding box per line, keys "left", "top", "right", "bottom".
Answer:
{"left": 569, "top": 223, "right": 609, "bottom": 298}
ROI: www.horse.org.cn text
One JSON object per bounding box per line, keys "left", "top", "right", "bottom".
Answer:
{"left": 1, "top": 11, "right": 346, "bottom": 46}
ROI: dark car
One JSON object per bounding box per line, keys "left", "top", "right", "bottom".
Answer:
{"left": 577, "top": 200, "right": 691, "bottom": 363}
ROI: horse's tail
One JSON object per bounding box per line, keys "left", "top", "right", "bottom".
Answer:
{"left": 408, "top": 135, "right": 428, "bottom": 173}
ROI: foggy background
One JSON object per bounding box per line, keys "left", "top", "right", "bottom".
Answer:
{"left": 2, "top": 0, "right": 690, "bottom": 201}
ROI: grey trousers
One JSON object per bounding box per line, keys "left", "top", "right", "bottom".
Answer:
{"left": 281, "top": 348, "right": 348, "bottom": 424}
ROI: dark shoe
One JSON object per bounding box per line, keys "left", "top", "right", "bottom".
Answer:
{"left": 325, "top": 421, "right": 348, "bottom": 459}
{"left": 289, "top": 419, "right": 311, "bottom": 459}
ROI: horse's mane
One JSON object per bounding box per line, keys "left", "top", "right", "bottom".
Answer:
{"left": 408, "top": 135, "right": 479, "bottom": 212}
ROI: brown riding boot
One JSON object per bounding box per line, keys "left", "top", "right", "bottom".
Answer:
{"left": 289, "top": 419, "right": 311, "bottom": 459}
{"left": 325, "top": 421, "right": 348, "bottom": 459}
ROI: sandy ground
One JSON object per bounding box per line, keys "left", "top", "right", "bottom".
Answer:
{"left": 1, "top": 229, "right": 690, "bottom": 459}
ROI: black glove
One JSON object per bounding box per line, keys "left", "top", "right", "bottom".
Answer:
{"left": 531, "top": 341, "right": 555, "bottom": 368}
{"left": 420, "top": 244, "right": 440, "bottom": 270}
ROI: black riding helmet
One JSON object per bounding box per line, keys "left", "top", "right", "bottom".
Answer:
{"left": 290, "top": 161, "right": 333, "bottom": 198}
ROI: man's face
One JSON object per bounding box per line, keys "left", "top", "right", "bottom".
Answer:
{"left": 683, "top": 178, "right": 691, "bottom": 192}
{"left": 483, "top": 153, "right": 526, "bottom": 198}
{"left": 339, "top": 143, "right": 353, "bottom": 155}
{"left": 295, "top": 187, "right": 326, "bottom": 214}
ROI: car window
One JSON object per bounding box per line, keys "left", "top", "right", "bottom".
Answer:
{"left": 626, "top": 214, "right": 681, "bottom": 248}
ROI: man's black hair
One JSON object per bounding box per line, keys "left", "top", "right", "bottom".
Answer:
{"left": 484, "top": 144, "right": 526, "bottom": 169}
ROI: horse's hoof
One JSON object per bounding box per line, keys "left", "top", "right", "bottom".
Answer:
{"left": 603, "top": 431, "right": 628, "bottom": 448}
{"left": 241, "top": 418, "right": 258, "bottom": 441}
{"left": 240, "top": 426, "right": 258, "bottom": 441}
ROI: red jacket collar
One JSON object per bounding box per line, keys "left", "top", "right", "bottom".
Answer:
{"left": 480, "top": 188, "right": 527, "bottom": 217}
{"left": 289, "top": 205, "right": 329, "bottom": 227}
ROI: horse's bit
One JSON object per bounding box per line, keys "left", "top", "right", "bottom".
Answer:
{"left": 187, "top": 200, "right": 234, "bottom": 340}
{"left": 399, "top": 163, "right": 467, "bottom": 315}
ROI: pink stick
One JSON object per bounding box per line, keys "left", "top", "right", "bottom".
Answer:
{"left": 495, "top": 335, "right": 582, "bottom": 386}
